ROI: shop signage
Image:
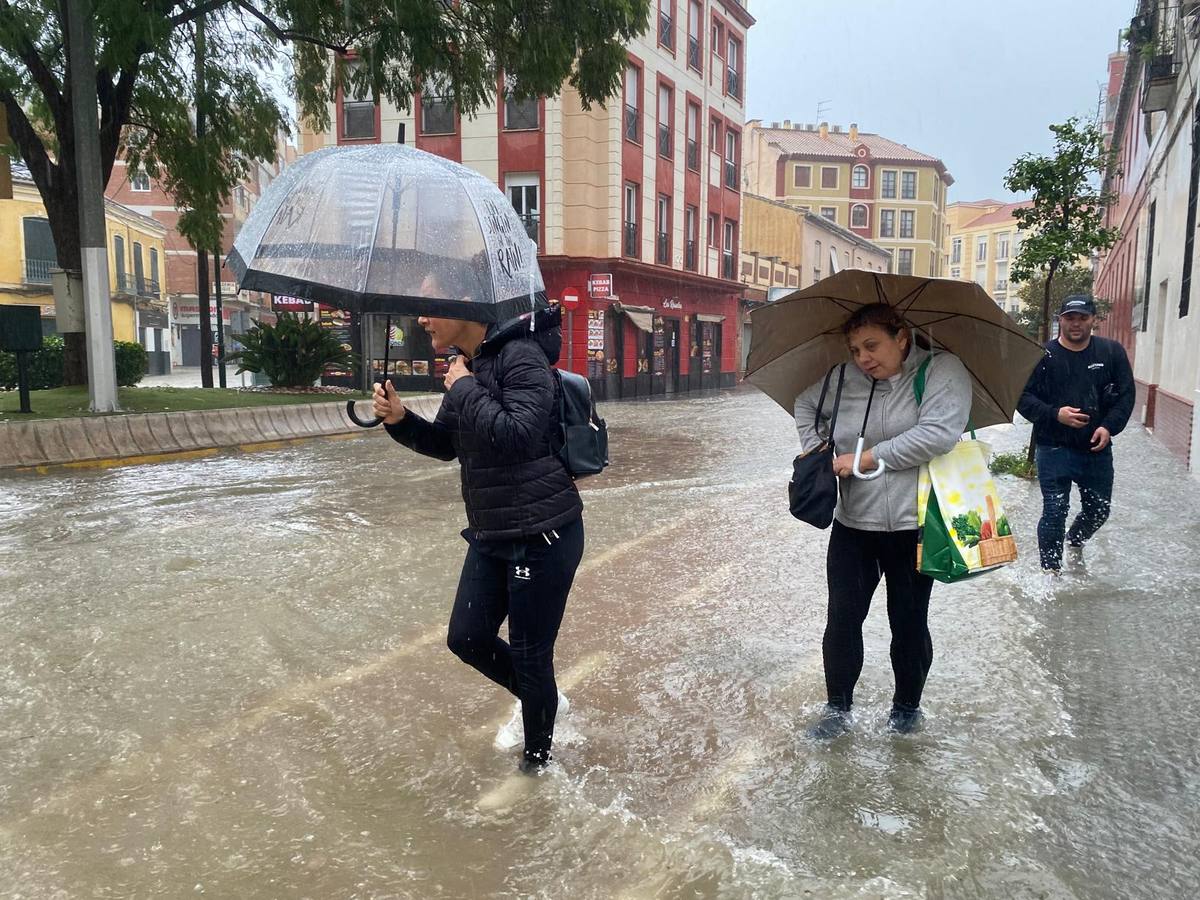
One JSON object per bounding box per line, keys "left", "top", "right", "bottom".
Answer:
{"left": 587, "top": 308, "right": 605, "bottom": 350}
{"left": 587, "top": 274, "right": 613, "bottom": 299}
{"left": 272, "top": 294, "right": 313, "bottom": 312}
{"left": 661, "top": 297, "right": 682, "bottom": 310}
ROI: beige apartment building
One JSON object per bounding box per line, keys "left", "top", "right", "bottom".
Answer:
{"left": 301, "top": 0, "right": 755, "bottom": 400}
{"left": 943, "top": 200, "right": 1030, "bottom": 317}
{"left": 744, "top": 120, "right": 952, "bottom": 280}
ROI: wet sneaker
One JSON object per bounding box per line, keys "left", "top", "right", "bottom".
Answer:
{"left": 494, "top": 692, "right": 570, "bottom": 751}
{"left": 887, "top": 706, "right": 923, "bottom": 734}
{"left": 805, "top": 704, "right": 851, "bottom": 740}
{"left": 518, "top": 751, "right": 553, "bottom": 776}
{"left": 1040, "top": 569, "right": 1062, "bottom": 597}
{"left": 1066, "top": 543, "right": 1086, "bottom": 572}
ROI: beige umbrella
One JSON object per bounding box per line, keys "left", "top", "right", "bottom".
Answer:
{"left": 745, "top": 270, "right": 1047, "bottom": 430}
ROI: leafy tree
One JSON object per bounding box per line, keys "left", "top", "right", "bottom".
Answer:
{"left": 0, "top": 0, "right": 651, "bottom": 382}
{"left": 1004, "top": 117, "right": 1121, "bottom": 344}
{"left": 228, "top": 312, "right": 355, "bottom": 387}
{"left": 1013, "top": 266, "right": 1109, "bottom": 339}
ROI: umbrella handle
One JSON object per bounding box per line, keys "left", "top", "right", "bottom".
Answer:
{"left": 346, "top": 397, "right": 384, "bottom": 428}
{"left": 852, "top": 436, "right": 886, "bottom": 480}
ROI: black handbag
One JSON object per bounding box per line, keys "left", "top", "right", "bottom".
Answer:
{"left": 789, "top": 364, "right": 846, "bottom": 528}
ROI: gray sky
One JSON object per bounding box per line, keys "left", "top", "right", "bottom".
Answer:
{"left": 746, "top": 0, "right": 1132, "bottom": 203}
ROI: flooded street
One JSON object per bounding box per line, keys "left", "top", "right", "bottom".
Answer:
{"left": 1, "top": 390, "right": 1197, "bottom": 899}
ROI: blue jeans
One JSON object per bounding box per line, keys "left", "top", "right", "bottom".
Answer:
{"left": 1035, "top": 445, "right": 1114, "bottom": 571}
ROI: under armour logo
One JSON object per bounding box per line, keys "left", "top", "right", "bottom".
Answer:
{"left": 514, "top": 566, "right": 532, "bottom": 580}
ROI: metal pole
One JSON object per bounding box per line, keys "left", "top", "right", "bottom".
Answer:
{"left": 195, "top": 11, "right": 213, "bottom": 388}
{"left": 214, "top": 249, "right": 226, "bottom": 388}
{"left": 65, "top": 0, "right": 118, "bottom": 411}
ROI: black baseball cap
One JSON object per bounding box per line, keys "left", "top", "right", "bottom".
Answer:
{"left": 1058, "top": 295, "right": 1097, "bottom": 316}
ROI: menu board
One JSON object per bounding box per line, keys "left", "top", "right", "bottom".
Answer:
{"left": 319, "top": 306, "right": 355, "bottom": 377}
{"left": 587, "top": 309, "right": 605, "bottom": 350}
{"left": 652, "top": 316, "right": 666, "bottom": 376}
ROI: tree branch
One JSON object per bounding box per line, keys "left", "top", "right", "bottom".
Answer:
{"left": 166, "top": 0, "right": 232, "bottom": 28}
{"left": 0, "top": 0, "right": 66, "bottom": 128}
{"left": 0, "top": 84, "right": 59, "bottom": 198}
{"left": 230, "top": 0, "right": 350, "bottom": 54}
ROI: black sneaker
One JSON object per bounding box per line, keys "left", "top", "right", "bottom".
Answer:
{"left": 518, "top": 751, "right": 552, "bottom": 775}
{"left": 805, "top": 704, "right": 851, "bottom": 740}
{"left": 887, "top": 706, "right": 923, "bottom": 734}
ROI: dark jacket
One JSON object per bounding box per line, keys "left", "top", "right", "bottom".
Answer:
{"left": 384, "top": 307, "right": 582, "bottom": 540}
{"left": 1017, "top": 336, "right": 1135, "bottom": 450}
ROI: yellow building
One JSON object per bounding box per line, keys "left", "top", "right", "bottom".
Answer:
{"left": 745, "top": 120, "right": 952, "bottom": 279}
{"left": 942, "top": 200, "right": 1028, "bottom": 316}
{"left": 0, "top": 162, "right": 167, "bottom": 344}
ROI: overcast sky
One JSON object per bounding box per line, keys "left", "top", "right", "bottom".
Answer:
{"left": 745, "top": 0, "right": 1133, "bottom": 203}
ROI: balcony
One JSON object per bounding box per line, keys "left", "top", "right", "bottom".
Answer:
{"left": 658, "top": 12, "right": 674, "bottom": 49}
{"left": 114, "top": 271, "right": 137, "bottom": 295}
{"left": 687, "top": 36, "right": 701, "bottom": 71}
{"left": 623, "top": 221, "right": 639, "bottom": 258}
{"left": 1143, "top": 52, "right": 1180, "bottom": 113}
{"left": 722, "top": 252, "right": 734, "bottom": 280}
{"left": 724, "top": 159, "right": 738, "bottom": 190}
{"left": 623, "top": 104, "right": 639, "bottom": 142}
{"left": 685, "top": 240, "right": 697, "bottom": 271}
{"left": 1138, "top": 2, "right": 1180, "bottom": 113}
{"left": 141, "top": 278, "right": 160, "bottom": 299}
{"left": 519, "top": 213, "right": 540, "bottom": 244}
{"left": 726, "top": 67, "right": 740, "bottom": 100}
{"left": 686, "top": 138, "right": 699, "bottom": 171}
{"left": 656, "top": 232, "right": 669, "bottom": 265}
{"left": 658, "top": 124, "right": 672, "bottom": 158}
{"left": 23, "top": 258, "right": 54, "bottom": 285}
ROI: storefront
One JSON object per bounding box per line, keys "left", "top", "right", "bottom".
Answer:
{"left": 172, "top": 295, "right": 267, "bottom": 367}
{"left": 542, "top": 260, "right": 740, "bottom": 401}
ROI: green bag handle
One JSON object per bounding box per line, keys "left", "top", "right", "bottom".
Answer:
{"left": 913, "top": 354, "right": 977, "bottom": 439}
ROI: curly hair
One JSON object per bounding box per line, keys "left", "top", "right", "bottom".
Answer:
{"left": 841, "top": 302, "right": 909, "bottom": 338}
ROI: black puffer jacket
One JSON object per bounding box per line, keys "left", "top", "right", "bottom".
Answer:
{"left": 384, "top": 308, "right": 582, "bottom": 540}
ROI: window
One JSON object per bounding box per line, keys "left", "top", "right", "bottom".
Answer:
{"left": 624, "top": 65, "right": 641, "bottom": 142}
{"left": 686, "top": 102, "right": 701, "bottom": 170}
{"left": 657, "top": 83, "right": 673, "bottom": 158}
{"left": 976, "top": 235, "right": 988, "bottom": 262}
{"left": 881, "top": 170, "right": 897, "bottom": 199}
{"left": 794, "top": 165, "right": 811, "bottom": 188}
{"left": 685, "top": 205, "right": 698, "bottom": 270}
{"left": 132, "top": 241, "right": 145, "bottom": 294}
{"left": 623, "top": 183, "right": 639, "bottom": 258}
{"left": 899, "top": 210, "right": 914, "bottom": 239}
{"left": 996, "top": 232, "right": 1010, "bottom": 260}
{"left": 851, "top": 204, "right": 868, "bottom": 229}
{"left": 503, "top": 78, "right": 539, "bottom": 130}
{"left": 658, "top": 0, "right": 674, "bottom": 50}
{"left": 709, "top": 116, "right": 721, "bottom": 152}
{"left": 901, "top": 171, "right": 917, "bottom": 200}
{"left": 131, "top": 171, "right": 150, "bottom": 192}
{"left": 507, "top": 174, "right": 540, "bottom": 244}
{"left": 852, "top": 165, "right": 869, "bottom": 189}
{"left": 341, "top": 60, "right": 377, "bottom": 140}
{"left": 813, "top": 240, "right": 822, "bottom": 283}
{"left": 726, "top": 36, "right": 741, "bottom": 99}
{"left": 149, "top": 247, "right": 159, "bottom": 295}
{"left": 820, "top": 207, "right": 837, "bottom": 223}
{"left": 974, "top": 264, "right": 986, "bottom": 286}
{"left": 951, "top": 237, "right": 962, "bottom": 265}
{"left": 722, "top": 220, "right": 736, "bottom": 279}
{"left": 995, "top": 261, "right": 1008, "bottom": 294}
{"left": 951, "top": 266, "right": 961, "bottom": 279}
{"left": 708, "top": 212, "right": 719, "bottom": 248}
{"left": 898, "top": 248, "right": 914, "bottom": 276}
{"left": 821, "top": 167, "right": 838, "bottom": 189}
{"left": 879, "top": 209, "right": 895, "bottom": 238}
{"left": 687, "top": 0, "right": 702, "bottom": 71}
{"left": 111, "top": 233, "right": 125, "bottom": 288}
{"left": 421, "top": 78, "right": 455, "bottom": 135}
{"left": 725, "top": 129, "right": 739, "bottom": 189}
{"left": 656, "top": 194, "right": 671, "bottom": 264}
{"left": 1181, "top": 100, "right": 1199, "bottom": 317}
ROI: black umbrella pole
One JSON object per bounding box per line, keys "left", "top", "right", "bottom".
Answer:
{"left": 346, "top": 314, "right": 390, "bottom": 428}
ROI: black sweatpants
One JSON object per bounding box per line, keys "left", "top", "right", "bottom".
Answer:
{"left": 824, "top": 520, "right": 935, "bottom": 712}
{"left": 446, "top": 516, "right": 584, "bottom": 761}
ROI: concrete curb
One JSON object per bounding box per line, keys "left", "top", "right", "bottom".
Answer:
{"left": 0, "top": 394, "right": 445, "bottom": 473}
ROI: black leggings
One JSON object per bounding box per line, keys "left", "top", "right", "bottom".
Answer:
{"left": 823, "top": 520, "right": 934, "bottom": 711}
{"left": 446, "top": 516, "right": 584, "bottom": 760}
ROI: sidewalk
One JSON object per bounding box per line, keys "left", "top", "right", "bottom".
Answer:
{"left": 138, "top": 367, "right": 258, "bottom": 389}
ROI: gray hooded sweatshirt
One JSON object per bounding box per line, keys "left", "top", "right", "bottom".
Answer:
{"left": 794, "top": 350, "right": 973, "bottom": 532}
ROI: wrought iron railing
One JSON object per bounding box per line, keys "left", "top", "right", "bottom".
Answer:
{"left": 623, "top": 104, "right": 639, "bottom": 141}
{"left": 686, "top": 139, "right": 699, "bottom": 170}
{"left": 23, "top": 258, "right": 54, "bottom": 284}
{"left": 658, "top": 12, "right": 674, "bottom": 49}
{"left": 658, "top": 124, "right": 671, "bottom": 158}
{"left": 685, "top": 240, "right": 697, "bottom": 271}
{"left": 623, "top": 222, "right": 639, "bottom": 258}
{"left": 656, "top": 233, "right": 669, "bottom": 265}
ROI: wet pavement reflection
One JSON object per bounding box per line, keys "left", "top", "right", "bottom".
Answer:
{"left": 1, "top": 388, "right": 1197, "bottom": 898}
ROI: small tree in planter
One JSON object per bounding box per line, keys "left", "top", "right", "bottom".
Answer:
{"left": 228, "top": 314, "right": 355, "bottom": 388}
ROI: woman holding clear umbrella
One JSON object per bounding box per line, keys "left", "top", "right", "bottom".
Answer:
{"left": 794, "top": 303, "right": 972, "bottom": 737}
{"left": 371, "top": 273, "right": 583, "bottom": 775}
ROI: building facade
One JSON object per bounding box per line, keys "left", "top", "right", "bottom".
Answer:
{"left": 1, "top": 163, "right": 166, "bottom": 357}
{"left": 744, "top": 120, "right": 952, "bottom": 280}
{"left": 942, "top": 200, "right": 1029, "bottom": 317}
{"left": 1095, "top": 0, "right": 1199, "bottom": 473}
{"left": 301, "top": 0, "right": 755, "bottom": 399}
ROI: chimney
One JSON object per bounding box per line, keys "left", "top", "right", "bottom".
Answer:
{"left": 782, "top": 119, "right": 791, "bottom": 129}
{"left": 832, "top": 125, "right": 842, "bottom": 134}
{"left": 849, "top": 123, "right": 859, "bottom": 141}
{"left": 771, "top": 121, "right": 780, "bottom": 129}
{"left": 819, "top": 122, "right": 829, "bottom": 139}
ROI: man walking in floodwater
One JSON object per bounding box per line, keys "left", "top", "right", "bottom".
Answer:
{"left": 1017, "top": 295, "right": 1135, "bottom": 579}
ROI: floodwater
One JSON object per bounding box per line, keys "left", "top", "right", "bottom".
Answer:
{"left": 0, "top": 389, "right": 1197, "bottom": 899}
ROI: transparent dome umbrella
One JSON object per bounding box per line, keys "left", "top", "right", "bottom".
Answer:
{"left": 744, "top": 270, "right": 1047, "bottom": 478}
{"left": 227, "top": 144, "right": 546, "bottom": 426}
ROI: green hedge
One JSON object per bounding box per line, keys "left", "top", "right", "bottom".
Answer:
{"left": 0, "top": 336, "right": 148, "bottom": 390}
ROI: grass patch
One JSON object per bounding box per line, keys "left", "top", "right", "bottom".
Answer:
{"left": 0, "top": 386, "right": 374, "bottom": 421}
{"left": 990, "top": 451, "right": 1038, "bottom": 479}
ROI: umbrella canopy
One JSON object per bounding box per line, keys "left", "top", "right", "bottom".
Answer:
{"left": 745, "top": 270, "right": 1047, "bottom": 429}
{"left": 228, "top": 144, "right": 545, "bottom": 323}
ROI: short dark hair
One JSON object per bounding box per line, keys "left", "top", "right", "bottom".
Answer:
{"left": 841, "top": 302, "right": 908, "bottom": 338}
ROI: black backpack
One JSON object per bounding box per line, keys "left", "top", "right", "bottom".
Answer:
{"left": 554, "top": 369, "right": 609, "bottom": 479}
